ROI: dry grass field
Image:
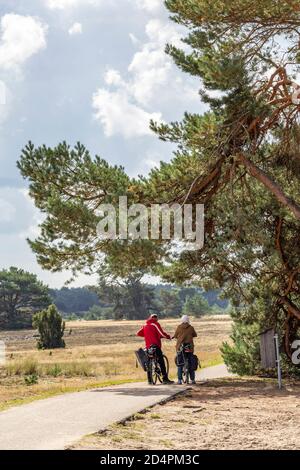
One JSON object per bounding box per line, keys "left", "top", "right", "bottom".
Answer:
{"left": 0, "top": 316, "right": 231, "bottom": 411}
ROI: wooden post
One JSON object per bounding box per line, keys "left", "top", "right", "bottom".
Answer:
{"left": 259, "top": 328, "right": 282, "bottom": 389}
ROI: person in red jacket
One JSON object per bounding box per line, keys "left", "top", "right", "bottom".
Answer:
{"left": 137, "top": 314, "right": 174, "bottom": 385}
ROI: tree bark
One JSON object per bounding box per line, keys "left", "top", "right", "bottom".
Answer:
{"left": 238, "top": 153, "right": 300, "bottom": 221}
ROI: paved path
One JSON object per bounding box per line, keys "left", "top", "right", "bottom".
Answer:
{"left": 0, "top": 364, "right": 232, "bottom": 450}
{"left": 197, "top": 363, "right": 234, "bottom": 381}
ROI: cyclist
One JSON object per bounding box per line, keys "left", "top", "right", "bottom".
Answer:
{"left": 137, "top": 313, "right": 174, "bottom": 385}
{"left": 174, "top": 315, "right": 197, "bottom": 385}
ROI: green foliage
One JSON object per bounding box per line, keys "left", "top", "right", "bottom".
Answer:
{"left": 50, "top": 287, "right": 100, "bottom": 314}
{"left": 24, "top": 373, "right": 39, "bottom": 386}
{"left": 182, "top": 293, "right": 210, "bottom": 317}
{"left": 84, "top": 305, "right": 114, "bottom": 320}
{"left": 96, "top": 273, "right": 159, "bottom": 320}
{"left": 86, "top": 282, "right": 223, "bottom": 320}
{"left": 33, "top": 304, "right": 65, "bottom": 350}
{"left": 17, "top": 141, "right": 131, "bottom": 274}
{"left": 222, "top": 290, "right": 300, "bottom": 377}
{"left": 47, "top": 364, "right": 62, "bottom": 377}
{"left": 157, "top": 289, "right": 182, "bottom": 318}
{"left": 0, "top": 267, "right": 50, "bottom": 330}
{"left": 221, "top": 322, "right": 261, "bottom": 376}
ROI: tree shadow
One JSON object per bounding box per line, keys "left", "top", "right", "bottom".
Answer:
{"left": 90, "top": 385, "right": 187, "bottom": 398}
{"left": 189, "top": 378, "right": 300, "bottom": 403}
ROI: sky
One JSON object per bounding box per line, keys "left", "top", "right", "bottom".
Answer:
{"left": 0, "top": 0, "right": 203, "bottom": 288}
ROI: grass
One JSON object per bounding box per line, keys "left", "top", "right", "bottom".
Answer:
{"left": 0, "top": 378, "right": 140, "bottom": 413}
{"left": 0, "top": 316, "right": 232, "bottom": 412}
{"left": 6, "top": 358, "right": 39, "bottom": 376}
{"left": 150, "top": 413, "right": 161, "bottom": 420}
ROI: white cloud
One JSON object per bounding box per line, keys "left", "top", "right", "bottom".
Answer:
{"left": 0, "top": 80, "right": 11, "bottom": 124}
{"left": 93, "top": 17, "right": 198, "bottom": 138}
{"left": 92, "top": 88, "right": 162, "bottom": 138}
{"left": 46, "top": 0, "right": 105, "bottom": 9}
{"left": 0, "top": 187, "right": 44, "bottom": 235}
{"left": 0, "top": 198, "right": 16, "bottom": 223}
{"left": 104, "top": 69, "right": 124, "bottom": 87}
{"left": 0, "top": 80, "right": 6, "bottom": 105}
{"left": 129, "top": 33, "right": 140, "bottom": 47}
{"left": 47, "top": 0, "right": 80, "bottom": 8}
{"left": 134, "top": 0, "right": 162, "bottom": 13}
{"left": 17, "top": 189, "right": 44, "bottom": 239}
{"left": 0, "top": 14, "right": 47, "bottom": 71}
{"left": 68, "top": 22, "right": 83, "bottom": 35}
{"left": 127, "top": 19, "right": 186, "bottom": 106}
{"left": 46, "top": 0, "right": 160, "bottom": 12}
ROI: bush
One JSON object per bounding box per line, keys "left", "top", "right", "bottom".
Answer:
{"left": 24, "top": 373, "right": 39, "bottom": 385}
{"left": 33, "top": 304, "right": 65, "bottom": 350}
{"left": 47, "top": 364, "right": 62, "bottom": 377}
{"left": 221, "top": 293, "right": 300, "bottom": 377}
{"left": 221, "top": 323, "right": 261, "bottom": 376}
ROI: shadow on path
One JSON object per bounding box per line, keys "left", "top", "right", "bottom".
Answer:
{"left": 90, "top": 385, "right": 183, "bottom": 398}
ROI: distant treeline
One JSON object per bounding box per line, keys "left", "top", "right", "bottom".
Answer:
{"left": 0, "top": 267, "right": 230, "bottom": 330}
{"left": 50, "top": 287, "right": 100, "bottom": 315}
{"left": 50, "top": 284, "right": 229, "bottom": 321}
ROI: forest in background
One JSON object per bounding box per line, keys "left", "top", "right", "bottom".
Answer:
{"left": 0, "top": 266, "right": 229, "bottom": 330}
{"left": 50, "top": 284, "right": 229, "bottom": 321}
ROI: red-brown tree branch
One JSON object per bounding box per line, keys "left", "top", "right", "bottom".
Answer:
{"left": 278, "top": 296, "right": 300, "bottom": 320}
{"left": 238, "top": 153, "right": 300, "bottom": 221}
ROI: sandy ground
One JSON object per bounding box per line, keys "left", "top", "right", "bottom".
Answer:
{"left": 74, "top": 378, "right": 300, "bottom": 450}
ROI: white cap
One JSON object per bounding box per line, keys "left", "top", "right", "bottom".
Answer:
{"left": 181, "top": 315, "right": 190, "bottom": 324}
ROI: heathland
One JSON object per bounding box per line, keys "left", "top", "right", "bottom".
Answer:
{"left": 0, "top": 316, "right": 231, "bottom": 411}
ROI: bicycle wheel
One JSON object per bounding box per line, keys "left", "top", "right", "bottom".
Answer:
{"left": 149, "top": 358, "right": 158, "bottom": 385}
{"left": 157, "top": 355, "right": 169, "bottom": 383}
{"left": 183, "top": 357, "right": 189, "bottom": 384}
{"left": 163, "top": 354, "right": 169, "bottom": 376}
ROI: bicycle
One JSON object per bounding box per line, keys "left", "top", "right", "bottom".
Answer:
{"left": 179, "top": 343, "right": 193, "bottom": 385}
{"left": 146, "top": 345, "right": 169, "bottom": 385}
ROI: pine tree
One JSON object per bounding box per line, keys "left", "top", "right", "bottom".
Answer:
{"left": 0, "top": 267, "right": 50, "bottom": 329}
{"left": 17, "top": 1, "right": 300, "bottom": 369}
{"left": 33, "top": 305, "right": 65, "bottom": 349}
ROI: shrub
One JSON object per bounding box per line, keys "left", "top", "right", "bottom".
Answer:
{"left": 24, "top": 373, "right": 39, "bottom": 385}
{"left": 221, "top": 322, "right": 261, "bottom": 376}
{"left": 33, "top": 304, "right": 65, "bottom": 350}
{"left": 47, "top": 364, "right": 62, "bottom": 377}
{"left": 221, "top": 297, "right": 300, "bottom": 377}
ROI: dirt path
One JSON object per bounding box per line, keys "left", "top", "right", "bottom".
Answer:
{"left": 0, "top": 364, "right": 232, "bottom": 450}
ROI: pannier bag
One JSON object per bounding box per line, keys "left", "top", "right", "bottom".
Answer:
{"left": 191, "top": 354, "right": 200, "bottom": 371}
{"left": 135, "top": 348, "right": 148, "bottom": 371}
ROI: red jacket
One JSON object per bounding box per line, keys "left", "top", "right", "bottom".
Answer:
{"left": 137, "top": 317, "right": 171, "bottom": 349}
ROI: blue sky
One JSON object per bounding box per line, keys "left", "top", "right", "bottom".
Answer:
{"left": 0, "top": 0, "right": 203, "bottom": 288}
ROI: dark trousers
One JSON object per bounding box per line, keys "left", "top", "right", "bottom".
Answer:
{"left": 178, "top": 352, "right": 195, "bottom": 381}
{"left": 147, "top": 347, "right": 168, "bottom": 382}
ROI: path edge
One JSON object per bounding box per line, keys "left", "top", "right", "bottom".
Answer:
{"left": 67, "top": 387, "right": 192, "bottom": 450}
